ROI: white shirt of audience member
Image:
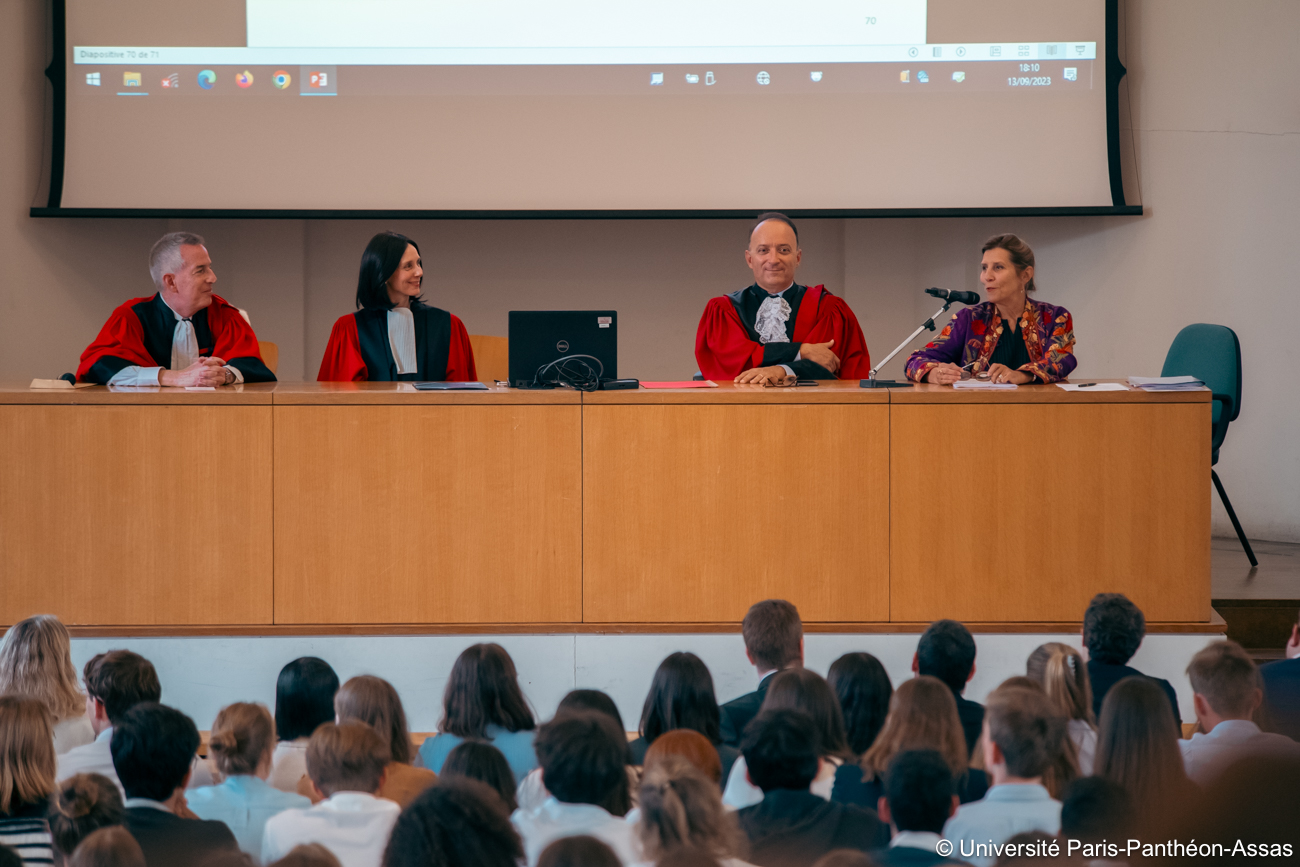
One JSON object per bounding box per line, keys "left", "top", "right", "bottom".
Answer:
{"left": 1179, "top": 685, "right": 1300, "bottom": 785}
{"left": 267, "top": 738, "right": 311, "bottom": 793}
{"left": 512, "top": 797, "right": 643, "bottom": 867}
{"left": 57, "top": 701, "right": 213, "bottom": 797}
{"left": 261, "top": 790, "right": 400, "bottom": 867}
{"left": 720, "top": 754, "right": 839, "bottom": 810}
{"left": 1067, "top": 719, "right": 1097, "bottom": 777}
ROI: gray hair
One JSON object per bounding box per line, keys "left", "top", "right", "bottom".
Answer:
{"left": 148, "top": 232, "right": 205, "bottom": 289}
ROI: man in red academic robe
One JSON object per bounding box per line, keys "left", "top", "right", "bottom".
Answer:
{"left": 695, "top": 213, "right": 870, "bottom": 384}
{"left": 77, "top": 232, "right": 275, "bottom": 386}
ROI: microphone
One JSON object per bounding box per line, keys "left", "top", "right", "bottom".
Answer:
{"left": 925, "top": 287, "right": 981, "bottom": 305}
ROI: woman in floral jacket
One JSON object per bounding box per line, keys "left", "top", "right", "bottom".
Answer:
{"left": 906, "top": 234, "right": 1076, "bottom": 385}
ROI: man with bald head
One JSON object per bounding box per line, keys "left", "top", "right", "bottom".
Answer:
{"left": 695, "top": 213, "right": 870, "bottom": 384}
{"left": 77, "top": 232, "right": 276, "bottom": 386}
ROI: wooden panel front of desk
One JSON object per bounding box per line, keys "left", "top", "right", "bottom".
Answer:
{"left": 889, "top": 387, "right": 1212, "bottom": 623}
{"left": 272, "top": 385, "right": 582, "bottom": 624}
{"left": 582, "top": 385, "right": 890, "bottom": 623}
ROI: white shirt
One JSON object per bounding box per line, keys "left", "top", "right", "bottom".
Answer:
{"left": 1179, "top": 718, "right": 1300, "bottom": 785}
{"left": 188, "top": 774, "right": 312, "bottom": 864}
{"left": 53, "top": 715, "right": 95, "bottom": 755}
{"left": 943, "top": 784, "right": 1061, "bottom": 867}
{"left": 387, "top": 307, "right": 418, "bottom": 375}
{"left": 55, "top": 725, "right": 213, "bottom": 795}
{"left": 267, "top": 739, "right": 310, "bottom": 793}
{"left": 107, "top": 295, "right": 244, "bottom": 386}
{"left": 720, "top": 755, "right": 838, "bottom": 811}
{"left": 891, "top": 830, "right": 944, "bottom": 852}
{"left": 512, "top": 797, "right": 642, "bottom": 866}
{"left": 261, "top": 791, "right": 400, "bottom": 867}
{"left": 1068, "top": 719, "right": 1097, "bottom": 776}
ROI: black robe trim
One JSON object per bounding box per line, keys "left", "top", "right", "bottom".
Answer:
{"left": 723, "top": 283, "right": 834, "bottom": 378}
{"left": 354, "top": 303, "right": 452, "bottom": 382}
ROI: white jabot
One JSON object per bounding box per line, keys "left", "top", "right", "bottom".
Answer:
{"left": 754, "top": 295, "right": 792, "bottom": 344}
{"left": 108, "top": 295, "right": 243, "bottom": 386}
{"left": 387, "top": 307, "right": 418, "bottom": 375}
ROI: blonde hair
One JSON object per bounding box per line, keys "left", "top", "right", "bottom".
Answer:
{"left": 0, "top": 695, "right": 56, "bottom": 813}
{"left": 860, "top": 676, "right": 968, "bottom": 780}
{"left": 637, "top": 756, "right": 744, "bottom": 862}
{"left": 334, "top": 675, "right": 413, "bottom": 765}
{"left": 1027, "top": 643, "right": 1095, "bottom": 726}
{"left": 0, "top": 615, "right": 86, "bottom": 721}
{"left": 209, "top": 702, "right": 276, "bottom": 777}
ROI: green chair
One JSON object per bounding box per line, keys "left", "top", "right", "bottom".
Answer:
{"left": 1161, "top": 324, "right": 1257, "bottom": 566}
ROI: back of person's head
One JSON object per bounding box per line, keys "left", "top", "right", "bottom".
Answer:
{"left": 861, "top": 675, "right": 968, "bottom": 780}
{"left": 0, "top": 615, "right": 85, "bottom": 722}
{"left": 275, "top": 657, "right": 339, "bottom": 742}
{"left": 83, "top": 651, "right": 160, "bottom": 726}
{"left": 49, "top": 773, "right": 125, "bottom": 858}
{"left": 269, "top": 844, "right": 343, "bottom": 867}
{"left": 827, "top": 652, "right": 892, "bottom": 757}
{"left": 305, "top": 721, "right": 390, "bottom": 798}
{"left": 556, "top": 689, "right": 625, "bottom": 730}
{"left": 809, "top": 851, "right": 872, "bottom": 867}
{"left": 883, "top": 750, "right": 955, "bottom": 834}
{"left": 916, "top": 620, "right": 976, "bottom": 695}
{"left": 208, "top": 702, "right": 275, "bottom": 778}
{"left": 0, "top": 695, "right": 55, "bottom": 814}
{"left": 637, "top": 755, "right": 741, "bottom": 861}
{"left": 110, "top": 703, "right": 199, "bottom": 801}
{"left": 762, "top": 668, "right": 852, "bottom": 760}
{"left": 989, "top": 680, "right": 1078, "bottom": 797}
{"left": 741, "top": 709, "right": 819, "bottom": 793}
{"left": 639, "top": 652, "right": 723, "bottom": 746}
{"left": 1059, "top": 777, "right": 1134, "bottom": 843}
{"left": 441, "top": 741, "right": 518, "bottom": 812}
{"left": 381, "top": 777, "right": 522, "bottom": 867}
{"left": 1026, "top": 643, "right": 1094, "bottom": 725}
{"left": 644, "top": 729, "right": 723, "bottom": 785}
{"left": 537, "top": 836, "right": 621, "bottom": 867}
{"left": 1082, "top": 594, "right": 1145, "bottom": 665}
{"left": 1094, "top": 676, "right": 1187, "bottom": 825}
{"left": 334, "top": 675, "right": 413, "bottom": 765}
{"left": 741, "top": 600, "right": 803, "bottom": 671}
{"left": 533, "top": 710, "right": 630, "bottom": 816}
{"left": 440, "top": 644, "right": 535, "bottom": 739}
{"left": 1186, "top": 640, "right": 1260, "bottom": 719}
{"left": 984, "top": 687, "right": 1063, "bottom": 780}
{"left": 67, "top": 825, "right": 146, "bottom": 867}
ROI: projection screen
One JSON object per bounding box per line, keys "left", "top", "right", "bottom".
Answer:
{"left": 47, "top": 0, "right": 1128, "bottom": 215}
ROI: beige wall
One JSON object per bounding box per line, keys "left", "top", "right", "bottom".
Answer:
{"left": 2, "top": 1, "right": 1297, "bottom": 541}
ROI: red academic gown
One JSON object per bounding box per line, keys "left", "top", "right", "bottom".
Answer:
{"left": 317, "top": 303, "right": 477, "bottom": 382}
{"left": 76, "top": 293, "right": 274, "bottom": 383}
{"left": 695, "top": 284, "right": 871, "bottom": 380}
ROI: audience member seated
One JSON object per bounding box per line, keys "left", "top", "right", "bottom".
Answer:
{"left": 725, "top": 670, "right": 849, "bottom": 809}
{"left": 631, "top": 652, "right": 740, "bottom": 783}
{"left": 1179, "top": 640, "right": 1300, "bottom": 784}
{"left": 187, "top": 701, "right": 312, "bottom": 861}
{"left": 320, "top": 676, "right": 436, "bottom": 807}
{"left": 381, "top": 777, "right": 522, "bottom": 867}
{"left": 517, "top": 690, "right": 638, "bottom": 814}
{"left": 870, "top": 750, "right": 962, "bottom": 866}
{"left": 49, "top": 773, "right": 125, "bottom": 863}
{"left": 942, "top": 688, "right": 1064, "bottom": 867}
{"left": 57, "top": 652, "right": 161, "bottom": 793}
{"left": 1165, "top": 752, "right": 1300, "bottom": 862}
{"left": 511, "top": 711, "right": 639, "bottom": 866}
{"left": 644, "top": 730, "right": 723, "bottom": 786}
{"left": 1259, "top": 615, "right": 1300, "bottom": 741}
{"left": 982, "top": 678, "right": 1078, "bottom": 800}
{"left": 914, "top": 621, "right": 983, "bottom": 756}
{"left": 834, "top": 677, "right": 988, "bottom": 809}
{"left": 0, "top": 615, "right": 94, "bottom": 755}
{"left": 440, "top": 742, "right": 519, "bottom": 812}
{"left": 1057, "top": 777, "right": 1133, "bottom": 849}
{"left": 1025, "top": 644, "right": 1097, "bottom": 775}
{"left": 721, "top": 601, "right": 804, "bottom": 747}
{"left": 634, "top": 755, "right": 750, "bottom": 867}
{"left": 112, "top": 703, "right": 238, "bottom": 867}
{"left": 1093, "top": 676, "right": 1192, "bottom": 835}
{"left": 736, "top": 709, "right": 887, "bottom": 867}
{"left": 262, "top": 722, "right": 400, "bottom": 867}
{"left": 67, "top": 826, "right": 146, "bottom": 867}
{"left": 270, "top": 658, "right": 340, "bottom": 794}
{"left": 272, "top": 843, "right": 344, "bottom": 867}
{"left": 417, "top": 644, "right": 537, "bottom": 782}
{"left": 538, "top": 835, "right": 623, "bottom": 867}
{"left": 827, "top": 653, "right": 892, "bottom": 762}
{"left": 0, "top": 697, "right": 57, "bottom": 866}
{"left": 1081, "top": 594, "right": 1181, "bottom": 733}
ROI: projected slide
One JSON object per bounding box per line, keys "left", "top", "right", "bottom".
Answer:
{"left": 60, "top": 0, "right": 1113, "bottom": 212}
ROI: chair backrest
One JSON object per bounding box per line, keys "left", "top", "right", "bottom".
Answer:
{"left": 468, "top": 334, "right": 508, "bottom": 384}
{"left": 1161, "top": 324, "right": 1242, "bottom": 421}
{"left": 258, "top": 341, "right": 279, "bottom": 375}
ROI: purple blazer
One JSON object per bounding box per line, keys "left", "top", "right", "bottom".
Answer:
{"left": 904, "top": 299, "right": 1077, "bottom": 383}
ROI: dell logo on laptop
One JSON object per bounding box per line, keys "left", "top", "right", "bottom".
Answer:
{"left": 556, "top": 340, "right": 569, "bottom": 352}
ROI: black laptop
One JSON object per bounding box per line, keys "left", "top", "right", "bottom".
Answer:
{"left": 508, "top": 311, "right": 617, "bottom": 387}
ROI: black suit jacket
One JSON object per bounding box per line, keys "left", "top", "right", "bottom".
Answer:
{"left": 1261, "top": 658, "right": 1300, "bottom": 741}
{"left": 869, "top": 845, "right": 964, "bottom": 866}
{"left": 1087, "top": 660, "right": 1183, "bottom": 733}
{"left": 125, "top": 806, "right": 238, "bottom": 867}
{"left": 954, "top": 694, "right": 985, "bottom": 757}
{"left": 738, "top": 789, "right": 889, "bottom": 867}
{"left": 720, "top": 673, "right": 776, "bottom": 747}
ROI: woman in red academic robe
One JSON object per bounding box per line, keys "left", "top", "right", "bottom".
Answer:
{"left": 318, "top": 231, "right": 477, "bottom": 382}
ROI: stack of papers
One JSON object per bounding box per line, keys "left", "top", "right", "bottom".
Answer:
{"left": 952, "top": 380, "right": 1017, "bottom": 390}
{"left": 1126, "top": 376, "right": 1205, "bottom": 392}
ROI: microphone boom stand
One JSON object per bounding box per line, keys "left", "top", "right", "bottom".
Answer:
{"left": 859, "top": 300, "right": 954, "bottom": 388}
